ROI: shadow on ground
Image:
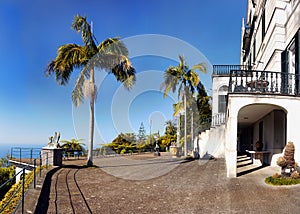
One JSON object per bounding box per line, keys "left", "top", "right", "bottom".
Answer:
{"left": 34, "top": 165, "right": 86, "bottom": 214}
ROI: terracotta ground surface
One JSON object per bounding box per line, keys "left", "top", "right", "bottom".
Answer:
{"left": 18, "top": 153, "right": 300, "bottom": 213}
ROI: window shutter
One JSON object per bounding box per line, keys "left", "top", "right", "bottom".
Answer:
{"left": 281, "top": 50, "right": 288, "bottom": 93}
{"left": 281, "top": 50, "right": 288, "bottom": 73}
{"left": 295, "top": 29, "right": 300, "bottom": 94}
{"left": 295, "top": 29, "right": 300, "bottom": 75}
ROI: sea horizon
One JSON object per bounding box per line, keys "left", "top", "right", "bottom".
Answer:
{"left": 0, "top": 143, "right": 45, "bottom": 159}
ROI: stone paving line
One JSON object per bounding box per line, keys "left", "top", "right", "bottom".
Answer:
{"left": 17, "top": 154, "right": 300, "bottom": 214}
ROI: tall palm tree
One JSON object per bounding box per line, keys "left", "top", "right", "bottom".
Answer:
{"left": 162, "top": 55, "right": 206, "bottom": 156}
{"left": 46, "top": 15, "right": 135, "bottom": 166}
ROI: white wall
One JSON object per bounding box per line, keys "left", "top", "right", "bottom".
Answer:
{"left": 286, "top": 0, "right": 300, "bottom": 44}
{"left": 15, "top": 167, "right": 30, "bottom": 183}
{"left": 197, "top": 125, "right": 225, "bottom": 159}
{"left": 242, "top": 0, "right": 298, "bottom": 71}
{"left": 212, "top": 76, "right": 230, "bottom": 115}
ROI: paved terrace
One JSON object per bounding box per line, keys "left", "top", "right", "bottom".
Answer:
{"left": 18, "top": 153, "right": 300, "bottom": 213}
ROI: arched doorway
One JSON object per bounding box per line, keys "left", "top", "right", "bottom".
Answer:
{"left": 237, "top": 104, "right": 287, "bottom": 166}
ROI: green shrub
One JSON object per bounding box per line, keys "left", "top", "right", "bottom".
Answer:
{"left": 265, "top": 176, "right": 300, "bottom": 186}
{"left": 0, "top": 166, "right": 16, "bottom": 200}
{"left": 0, "top": 166, "right": 43, "bottom": 213}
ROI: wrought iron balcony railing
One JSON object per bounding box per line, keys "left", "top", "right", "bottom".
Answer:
{"left": 213, "top": 65, "right": 251, "bottom": 76}
{"left": 229, "top": 69, "right": 300, "bottom": 95}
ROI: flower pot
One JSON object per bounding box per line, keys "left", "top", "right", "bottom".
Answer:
{"left": 255, "top": 141, "right": 263, "bottom": 151}
{"left": 169, "top": 146, "right": 177, "bottom": 157}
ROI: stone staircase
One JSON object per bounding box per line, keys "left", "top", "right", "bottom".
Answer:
{"left": 237, "top": 154, "right": 264, "bottom": 176}
{"left": 197, "top": 124, "right": 226, "bottom": 159}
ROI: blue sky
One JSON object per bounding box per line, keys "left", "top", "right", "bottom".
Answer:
{"left": 0, "top": 0, "right": 247, "bottom": 148}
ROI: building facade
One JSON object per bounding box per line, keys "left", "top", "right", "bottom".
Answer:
{"left": 201, "top": 0, "right": 300, "bottom": 177}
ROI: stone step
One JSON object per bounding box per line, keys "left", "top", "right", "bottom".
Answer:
{"left": 237, "top": 158, "right": 252, "bottom": 167}
{"left": 237, "top": 154, "right": 248, "bottom": 159}
{"left": 237, "top": 164, "right": 262, "bottom": 175}
{"left": 237, "top": 156, "right": 251, "bottom": 162}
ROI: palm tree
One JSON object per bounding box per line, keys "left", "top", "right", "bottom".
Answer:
{"left": 162, "top": 55, "right": 206, "bottom": 156}
{"left": 46, "top": 15, "right": 135, "bottom": 166}
{"left": 60, "top": 138, "right": 85, "bottom": 151}
{"left": 160, "top": 120, "right": 177, "bottom": 149}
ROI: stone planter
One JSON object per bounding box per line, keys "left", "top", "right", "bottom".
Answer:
{"left": 169, "top": 146, "right": 177, "bottom": 157}
{"left": 42, "top": 147, "right": 63, "bottom": 166}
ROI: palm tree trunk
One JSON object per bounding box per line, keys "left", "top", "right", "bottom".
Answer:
{"left": 176, "top": 115, "right": 180, "bottom": 148}
{"left": 87, "top": 68, "right": 95, "bottom": 166}
{"left": 184, "top": 90, "right": 187, "bottom": 156}
{"left": 191, "top": 111, "right": 193, "bottom": 151}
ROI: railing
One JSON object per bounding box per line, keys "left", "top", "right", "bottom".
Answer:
{"left": 0, "top": 158, "right": 39, "bottom": 213}
{"left": 213, "top": 65, "right": 250, "bottom": 76}
{"left": 211, "top": 113, "right": 226, "bottom": 127}
{"left": 229, "top": 70, "right": 300, "bottom": 95}
{"left": 196, "top": 113, "right": 226, "bottom": 133}
{"left": 0, "top": 149, "right": 53, "bottom": 214}
{"left": 10, "top": 147, "right": 41, "bottom": 163}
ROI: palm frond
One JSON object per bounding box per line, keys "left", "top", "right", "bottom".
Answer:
{"left": 72, "top": 71, "right": 85, "bottom": 107}
{"left": 186, "top": 70, "right": 200, "bottom": 94}
{"left": 72, "top": 15, "right": 97, "bottom": 52}
{"left": 97, "top": 37, "right": 129, "bottom": 56}
{"left": 191, "top": 62, "right": 207, "bottom": 74}
{"left": 72, "top": 65, "right": 91, "bottom": 107}
{"left": 187, "top": 70, "right": 200, "bottom": 86}
{"left": 162, "top": 67, "right": 181, "bottom": 97}
{"left": 163, "top": 82, "right": 173, "bottom": 98}
{"left": 46, "top": 44, "right": 88, "bottom": 85}
{"left": 178, "top": 55, "right": 185, "bottom": 70}
{"left": 173, "top": 102, "right": 184, "bottom": 116}
{"left": 121, "top": 73, "right": 136, "bottom": 89}
{"left": 111, "top": 58, "right": 136, "bottom": 89}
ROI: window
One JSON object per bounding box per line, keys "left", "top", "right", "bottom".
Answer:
{"left": 218, "top": 95, "right": 227, "bottom": 113}
{"left": 253, "top": 39, "right": 256, "bottom": 64}
{"left": 218, "top": 86, "right": 228, "bottom": 113}
{"left": 288, "top": 40, "right": 296, "bottom": 75}
{"left": 281, "top": 29, "right": 300, "bottom": 94}
{"left": 262, "top": 7, "right": 265, "bottom": 41}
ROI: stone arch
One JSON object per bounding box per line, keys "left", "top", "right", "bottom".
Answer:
{"left": 237, "top": 103, "right": 287, "bottom": 159}
{"left": 225, "top": 95, "right": 298, "bottom": 177}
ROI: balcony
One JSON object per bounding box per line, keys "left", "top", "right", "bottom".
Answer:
{"left": 229, "top": 70, "right": 300, "bottom": 96}
{"left": 213, "top": 65, "right": 250, "bottom": 76}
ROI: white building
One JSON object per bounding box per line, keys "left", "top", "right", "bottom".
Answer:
{"left": 200, "top": 0, "right": 300, "bottom": 177}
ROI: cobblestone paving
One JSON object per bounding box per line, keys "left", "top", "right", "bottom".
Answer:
{"left": 29, "top": 154, "right": 300, "bottom": 213}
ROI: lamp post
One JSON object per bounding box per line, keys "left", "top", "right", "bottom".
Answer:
{"left": 154, "top": 133, "right": 160, "bottom": 156}
{"left": 149, "top": 119, "right": 152, "bottom": 151}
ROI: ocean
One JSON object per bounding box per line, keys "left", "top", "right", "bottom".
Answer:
{"left": 0, "top": 143, "right": 44, "bottom": 159}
